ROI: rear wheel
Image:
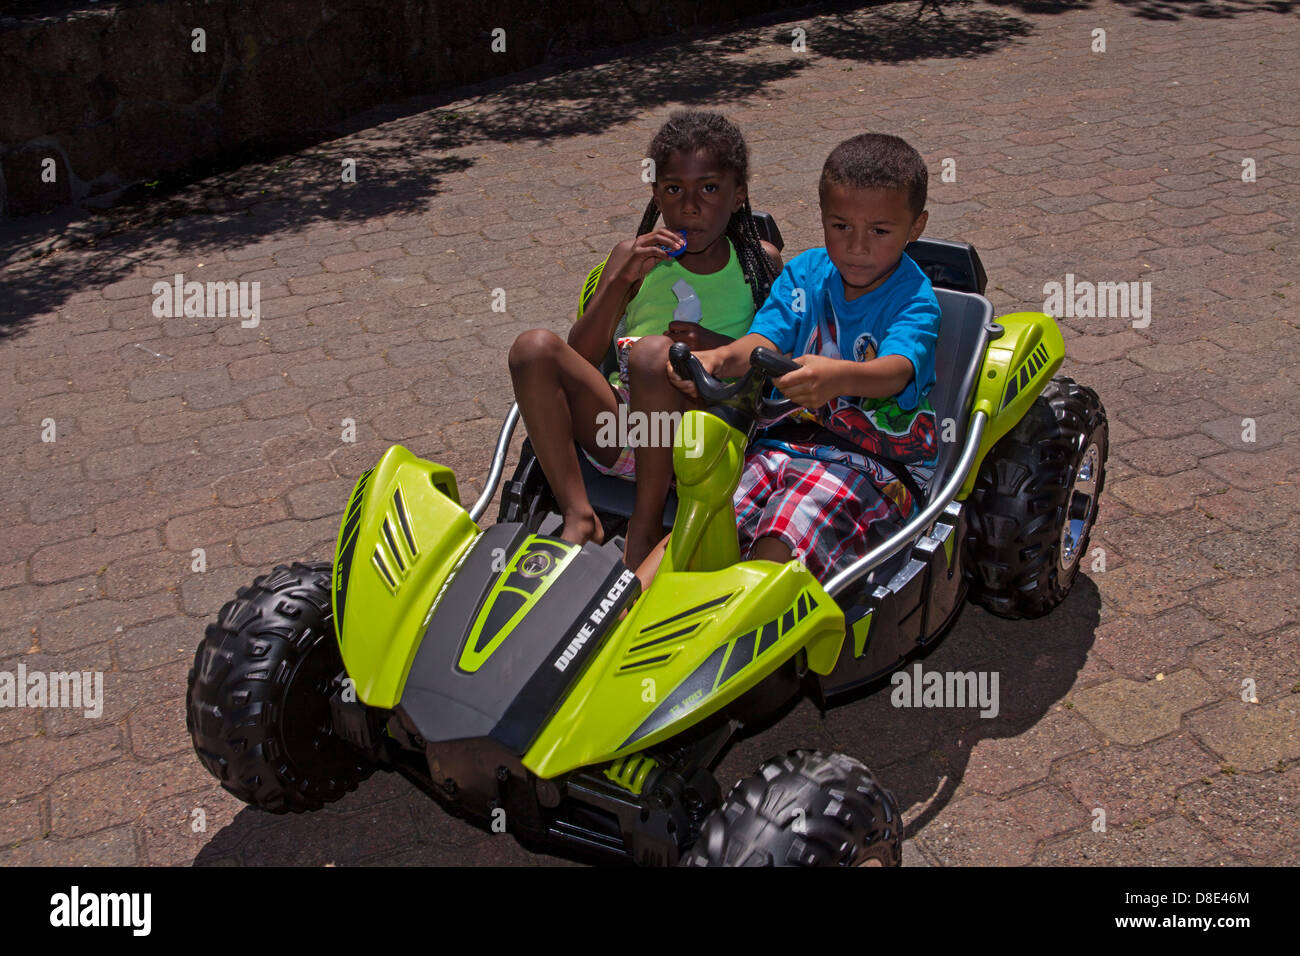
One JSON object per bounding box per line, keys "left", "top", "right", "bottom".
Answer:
{"left": 679, "top": 750, "right": 903, "bottom": 867}
{"left": 965, "top": 376, "right": 1108, "bottom": 619}
{"left": 186, "top": 561, "right": 374, "bottom": 812}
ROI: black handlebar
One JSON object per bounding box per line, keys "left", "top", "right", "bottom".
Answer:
{"left": 750, "top": 347, "right": 800, "bottom": 378}
{"left": 668, "top": 342, "right": 801, "bottom": 425}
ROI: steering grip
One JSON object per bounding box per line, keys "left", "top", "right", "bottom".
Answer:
{"left": 668, "top": 340, "right": 698, "bottom": 385}
{"left": 749, "top": 347, "right": 800, "bottom": 378}
{"left": 668, "top": 341, "right": 804, "bottom": 422}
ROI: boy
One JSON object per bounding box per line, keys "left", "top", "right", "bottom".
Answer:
{"left": 669, "top": 133, "right": 941, "bottom": 581}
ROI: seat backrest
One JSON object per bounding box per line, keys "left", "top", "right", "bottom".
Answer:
{"left": 905, "top": 238, "right": 987, "bottom": 295}
{"left": 929, "top": 288, "right": 994, "bottom": 487}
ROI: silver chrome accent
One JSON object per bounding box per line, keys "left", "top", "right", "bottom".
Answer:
{"left": 823, "top": 411, "right": 987, "bottom": 599}
{"left": 1059, "top": 440, "right": 1100, "bottom": 571}
{"left": 468, "top": 402, "right": 521, "bottom": 524}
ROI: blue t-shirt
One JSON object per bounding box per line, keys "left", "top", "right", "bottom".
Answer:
{"left": 748, "top": 248, "right": 940, "bottom": 411}
{"left": 745, "top": 248, "right": 943, "bottom": 513}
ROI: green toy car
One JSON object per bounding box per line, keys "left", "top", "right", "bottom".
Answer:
{"left": 186, "top": 233, "right": 1107, "bottom": 866}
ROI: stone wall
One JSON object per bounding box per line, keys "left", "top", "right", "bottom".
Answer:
{"left": 0, "top": 0, "right": 797, "bottom": 218}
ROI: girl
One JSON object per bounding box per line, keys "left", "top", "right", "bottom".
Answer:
{"left": 508, "top": 110, "right": 781, "bottom": 570}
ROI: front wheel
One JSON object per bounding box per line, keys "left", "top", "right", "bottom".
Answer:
{"left": 186, "top": 561, "right": 374, "bottom": 813}
{"left": 965, "top": 376, "right": 1108, "bottom": 619}
{"left": 679, "top": 750, "right": 903, "bottom": 866}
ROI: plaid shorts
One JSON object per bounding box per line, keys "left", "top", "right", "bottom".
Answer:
{"left": 733, "top": 447, "right": 904, "bottom": 581}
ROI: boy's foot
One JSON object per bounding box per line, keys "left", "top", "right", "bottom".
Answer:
{"left": 558, "top": 511, "right": 604, "bottom": 548}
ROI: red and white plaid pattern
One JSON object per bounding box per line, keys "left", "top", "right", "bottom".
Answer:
{"left": 733, "top": 447, "right": 904, "bottom": 581}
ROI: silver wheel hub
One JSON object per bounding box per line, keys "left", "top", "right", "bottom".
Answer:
{"left": 1059, "top": 441, "right": 1100, "bottom": 571}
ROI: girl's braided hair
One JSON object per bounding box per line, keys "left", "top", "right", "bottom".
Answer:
{"left": 635, "top": 110, "right": 778, "bottom": 311}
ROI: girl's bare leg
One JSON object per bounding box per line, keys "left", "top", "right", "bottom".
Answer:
{"left": 508, "top": 329, "right": 620, "bottom": 546}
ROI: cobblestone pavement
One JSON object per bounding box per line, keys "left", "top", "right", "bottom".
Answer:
{"left": 1, "top": 0, "right": 1297, "bottom": 866}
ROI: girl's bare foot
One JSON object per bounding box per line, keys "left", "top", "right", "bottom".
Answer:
{"left": 559, "top": 510, "right": 604, "bottom": 547}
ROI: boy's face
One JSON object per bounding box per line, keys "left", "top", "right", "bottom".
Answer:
{"left": 820, "top": 182, "right": 928, "bottom": 300}
{"left": 653, "top": 149, "right": 746, "bottom": 255}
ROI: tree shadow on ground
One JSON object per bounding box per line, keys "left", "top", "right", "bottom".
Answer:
{"left": 985, "top": 0, "right": 1297, "bottom": 19}
{"left": 1, "top": 0, "right": 1038, "bottom": 337}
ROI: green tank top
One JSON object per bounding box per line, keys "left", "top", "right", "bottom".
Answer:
{"left": 622, "top": 238, "right": 756, "bottom": 340}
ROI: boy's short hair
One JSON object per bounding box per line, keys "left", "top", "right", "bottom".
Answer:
{"left": 818, "top": 133, "right": 927, "bottom": 220}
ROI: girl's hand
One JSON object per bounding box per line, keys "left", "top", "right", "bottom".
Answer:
{"left": 666, "top": 322, "right": 733, "bottom": 352}
{"left": 772, "top": 354, "right": 849, "bottom": 409}
{"left": 612, "top": 227, "right": 687, "bottom": 285}
{"left": 667, "top": 348, "right": 727, "bottom": 400}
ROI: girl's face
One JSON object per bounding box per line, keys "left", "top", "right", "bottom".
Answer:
{"left": 652, "top": 148, "right": 746, "bottom": 255}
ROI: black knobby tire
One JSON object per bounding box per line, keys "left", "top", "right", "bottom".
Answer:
{"left": 679, "top": 750, "right": 903, "bottom": 867}
{"left": 186, "top": 561, "right": 374, "bottom": 813}
{"left": 965, "top": 375, "right": 1108, "bottom": 619}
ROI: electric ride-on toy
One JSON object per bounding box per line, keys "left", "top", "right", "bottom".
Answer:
{"left": 187, "top": 225, "right": 1108, "bottom": 866}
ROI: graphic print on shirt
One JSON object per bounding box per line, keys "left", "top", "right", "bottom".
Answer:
{"left": 770, "top": 287, "right": 939, "bottom": 516}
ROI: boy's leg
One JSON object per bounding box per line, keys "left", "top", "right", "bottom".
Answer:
{"left": 741, "top": 455, "right": 900, "bottom": 581}
{"left": 632, "top": 533, "right": 671, "bottom": 593}
{"left": 624, "top": 335, "right": 693, "bottom": 568}
{"left": 749, "top": 536, "right": 794, "bottom": 564}
{"left": 508, "top": 329, "right": 621, "bottom": 546}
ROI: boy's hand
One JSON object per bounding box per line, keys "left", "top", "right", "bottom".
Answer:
{"left": 772, "top": 354, "right": 850, "bottom": 409}
{"left": 667, "top": 348, "right": 727, "bottom": 400}
{"left": 666, "top": 322, "right": 732, "bottom": 352}
{"left": 612, "top": 228, "right": 686, "bottom": 285}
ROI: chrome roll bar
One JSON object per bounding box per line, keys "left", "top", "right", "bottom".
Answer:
{"left": 467, "top": 402, "right": 521, "bottom": 524}
{"left": 470, "top": 404, "right": 989, "bottom": 599}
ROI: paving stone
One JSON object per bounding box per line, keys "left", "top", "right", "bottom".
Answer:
{"left": 0, "top": 726, "right": 125, "bottom": 803}
{"left": 1054, "top": 734, "right": 1221, "bottom": 826}
{"left": 1192, "top": 569, "right": 1300, "bottom": 636}
{"left": 1189, "top": 626, "right": 1300, "bottom": 702}
{"left": 1091, "top": 607, "right": 1224, "bottom": 680}
{"left": 948, "top": 708, "right": 1103, "bottom": 797}
{"left": 1176, "top": 769, "right": 1300, "bottom": 860}
{"left": 913, "top": 787, "right": 1091, "bottom": 866}
{"left": 1070, "top": 670, "right": 1218, "bottom": 746}
{"left": 1185, "top": 697, "right": 1300, "bottom": 773}
{"left": 0, "top": 825, "right": 139, "bottom": 866}
{"left": 48, "top": 752, "right": 212, "bottom": 838}
{"left": 1034, "top": 814, "right": 1224, "bottom": 866}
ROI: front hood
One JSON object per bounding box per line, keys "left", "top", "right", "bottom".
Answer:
{"left": 398, "top": 523, "right": 638, "bottom": 753}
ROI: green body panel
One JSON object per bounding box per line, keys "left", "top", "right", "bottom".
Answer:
{"left": 523, "top": 560, "right": 845, "bottom": 778}
{"left": 663, "top": 410, "right": 750, "bottom": 574}
{"left": 603, "top": 754, "right": 659, "bottom": 795}
{"left": 331, "top": 444, "right": 480, "bottom": 708}
{"left": 576, "top": 258, "right": 608, "bottom": 320}
{"left": 457, "top": 535, "right": 580, "bottom": 672}
{"left": 851, "top": 612, "right": 873, "bottom": 658}
{"left": 958, "top": 311, "right": 1065, "bottom": 499}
